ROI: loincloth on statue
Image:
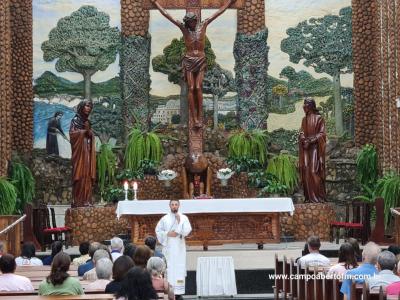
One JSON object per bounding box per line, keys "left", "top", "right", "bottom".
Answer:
{"left": 182, "top": 55, "right": 207, "bottom": 81}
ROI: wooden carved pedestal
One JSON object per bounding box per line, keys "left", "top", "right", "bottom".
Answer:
{"left": 128, "top": 212, "right": 280, "bottom": 250}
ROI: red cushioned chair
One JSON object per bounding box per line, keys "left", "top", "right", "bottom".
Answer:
{"left": 330, "top": 200, "right": 372, "bottom": 245}
{"left": 35, "top": 206, "right": 72, "bottom": 250}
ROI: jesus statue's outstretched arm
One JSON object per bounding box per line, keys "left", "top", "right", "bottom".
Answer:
{"left": 151, "top": 0, "right": 183, "bottom": 29}
{"left": 204, "top": 0, "right": 236, "bottom": 25}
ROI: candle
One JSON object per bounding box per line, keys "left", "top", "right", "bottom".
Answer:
{"left": 123, "top": 181, "right": 129, "bottom": 191}
{"left": 133, "top": 182, "right": 138, "bottom": 191}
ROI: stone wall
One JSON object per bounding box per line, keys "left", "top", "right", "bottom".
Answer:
{"left": 31, "top": 149, "right": 73, "bottom": 205}
{"left": 120, "top": 1, "right": 151, "bottom": 133}
{"left": 234, "top": 0, "right": 268, "bottom": 129}
{"left": 161, "top": 126, "right": 228, "bottom": 156}
{"left": 31, "top": 149, "right": 257, "bottom": 205}
{"left": 281, "top": 203, "right": 335, "bottom": 241}
{"left": 353, "top": 0, "right": 400, "bottom": 172}
{"left": 65, "top": 206, "right": 129, "bottom": 245}
{"left": 0, "top": 0, "right": 12, "bottom": 177}
{"left": 10, "top": 0, "right": 33, "bottom": 153}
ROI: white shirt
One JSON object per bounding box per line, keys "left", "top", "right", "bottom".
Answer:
{"left": 111, "top": 252, "right": 122, "bottom": 262}
{"left": 15, "top": 256, "right": 43, "bottom": 266}
{"left": 0, "top": 273, "right": 34, "bottom": 291}
{"left": 298, "top": 252, "right": 330, "bottom": 268}
{"left": 86, "top": 279, "right": 110, "bottom": 290}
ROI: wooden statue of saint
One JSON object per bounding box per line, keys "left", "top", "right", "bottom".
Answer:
{"left": 151, "top": 0, "right": 236, "bottom": 129}
{"left": 299, "top": 98, "right": 326, "bottom": 203}
{"left": 182, "top": 153, "right": 212, "bottom": 199}
{"left": 69, "top": 100, "right": 96, "bottom": 207}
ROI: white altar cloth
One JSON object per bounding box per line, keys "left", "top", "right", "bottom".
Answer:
{"left": 196, "top": 256, "right": 237, "bottom": 297}
{"left": 116, "top": 198, "right": 294, "bottom": 219}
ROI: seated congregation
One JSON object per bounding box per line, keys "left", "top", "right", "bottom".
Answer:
{"left": 0, "top": 237, "right": 174, "bottom": 300}
{"left": 274, "top": 236, "right": 400, "bottom": 300}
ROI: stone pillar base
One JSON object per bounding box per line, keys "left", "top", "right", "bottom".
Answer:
{"left": 65, "top": 206, "right": 129, "bottom": 245}
{"left": 281, "top": 203, "right": 335, "bottom": 241}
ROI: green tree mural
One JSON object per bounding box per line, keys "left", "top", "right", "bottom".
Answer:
{"left": 152, "top": 37, "right": 216, "bottom": 124}
{"left": 41, "top": 6, "right": 120, "bottom": 100}
{"left": 203, "top": 64, "right": 235, "bottom": 130}
{"left": 281, "top": 7, "right": 352, "bottom": 135}
{"left": 272, "top": 84, "right": 288, "bottom": 109}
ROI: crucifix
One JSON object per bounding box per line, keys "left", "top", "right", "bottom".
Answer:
{"left": 149, "top": 0, "right": 242, "bottom": 197}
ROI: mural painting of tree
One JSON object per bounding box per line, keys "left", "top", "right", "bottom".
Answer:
{"left": 152, "top": 37, "right": 216, "bottom": 124}
{"left": 272, "top": 84, "right": 288, "bottom": 109}
{"left": 41, "top": 6, "right": 120, "bottom": 100}
{"left": 203, "top": 64, "right": 235, "bottom": 130}
{"left": 281, "top": 7, "right": 352, "bottom": 135}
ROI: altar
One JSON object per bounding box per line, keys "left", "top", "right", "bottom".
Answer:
{"left": 116, "top": 198, "right": 295, "bottom": 249}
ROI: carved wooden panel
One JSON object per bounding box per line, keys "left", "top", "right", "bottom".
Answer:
{"left": 144, "top": 0, "right": 244, "bottom": 9}
{"left": 129, "top": 212, "right": 280, "bottom": 247}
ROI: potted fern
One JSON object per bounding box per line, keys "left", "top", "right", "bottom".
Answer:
{"left": 0, "top": 177, "right": 17, "bottom": 215}
{"left": 375, "top": 172, "right": 400, "bottom": 226}
{"left": 266, "top": 151, "right": 299, "bottom": 194}
{"left": 97, "top": 143, "right": 117, "bottom": 200}
{"left": 10, "top": 162, "right": 35, "bottom": 214}
{"left": 228, "top": 129, "right": 268, "bottom": 166}
{"left": 356, "top": 144, "right": 378, "bottom": 186}
{"left": 125, "top": 127, "right": 163, "bottom": 171}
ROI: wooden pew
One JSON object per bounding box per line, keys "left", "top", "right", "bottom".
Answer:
{"left": 273, "top": 254, "right": 283, "bottom": 300}
{"left": 282, "top": 256, "right": 290, "bottom": 299}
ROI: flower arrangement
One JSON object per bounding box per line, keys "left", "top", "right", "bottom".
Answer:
{"left": 217, "top": 168, "right": 234, "bottom": 180}
{"left": 157, "top": 169, "right": 177, "bottom": 181}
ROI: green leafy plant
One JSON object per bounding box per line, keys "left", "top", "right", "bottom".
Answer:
{"left": 227, "top": 157, "right": 261, "bottom": 173}
{"left": 0, "top": 177, "right": 17, "bottom": 215}
{"left": 97, "top": 143, "right": 117, "bottom": 194}
{"left": 139, "top": 159, "right": 159, "bottom": 175}
{"left": 259, "top": 174, "right": 288, "bottom": 197}
{"left": 125, "top": 128, "right": 163, "bottom": 171}
{"left": 354, "top": 184, "right": 378, "bottom": 203}
{"left": 10, "top": 162, "right": 35, "bottom": 214}
{"left": 227, "top": 129, "right": 268, "bottom": 165}
{"left": 103, "top": 186, "right": 125, "bottom": 203}
{"left": 375, "top": 172, "right": 400, "bottom": 226}
{"left": 266, "top": 153, "right": 299, "bottom": 194}
{"left": 248, "top": 169, "right": 270, "bottom": 188}
{"left": 356, "top": 144, "right": 378, "bottom": 186}
{"left": 116, "top": 169, "right": 144, "bottom": 182}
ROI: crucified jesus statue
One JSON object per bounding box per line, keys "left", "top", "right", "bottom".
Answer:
{"left": 151, "top": 0, "right": 236, "bottom": 129}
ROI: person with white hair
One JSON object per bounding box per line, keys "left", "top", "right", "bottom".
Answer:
{"left": 110, "top": 237, "right": 124, "bottom": 262}
{"left": 83, "top": 249, "right": 111, "bottom": 281}
{"left": 340, "top": 241, "right": 381, "bottom": 300}
{"left": 146, "top": 257, "right": 174, "bottom": 300}
{"left": 367, "top": 251, "right": 400, "bottom": 291}
{"left": 86, "top": 258, "right": 113, "bottom": 290}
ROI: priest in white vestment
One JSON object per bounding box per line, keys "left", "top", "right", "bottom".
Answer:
{"left": 156, "top": 200, "right": 192, "bottom": 297}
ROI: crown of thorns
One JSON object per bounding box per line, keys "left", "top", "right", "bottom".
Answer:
{"left": 183, "top": 12, "right": 197, "bottom": 23}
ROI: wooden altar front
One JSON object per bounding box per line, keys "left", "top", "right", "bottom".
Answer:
{"left": 127, "top": 212, "right": 280, "bottom": 249}
{"left": 116, "top": 198, "right": 294, "bottom": 249}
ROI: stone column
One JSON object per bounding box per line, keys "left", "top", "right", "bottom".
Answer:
{"left": 120, "top": 0, "right": 151, "bottom": 133}
{"left": 0, "top": 0, "right": 12, "bottom": 176}
{"left": 10, "top": 0, "right": 33, "bottom": 153}
{"left": 234, "top": 0, "right": 269, "bottom": 129}
{"left": 353, "top": 0, "right": 400, "bottom": 172}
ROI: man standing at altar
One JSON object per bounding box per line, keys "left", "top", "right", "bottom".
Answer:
{"left": 156, "top": 200, "right": 192, "bottom": 299}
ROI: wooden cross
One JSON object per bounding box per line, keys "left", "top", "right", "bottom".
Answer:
{"left": 146, "top": 0, "right": 243, "bottom": 18}
{"left": 146, "top": 0, "right": 243, "bottom": 156}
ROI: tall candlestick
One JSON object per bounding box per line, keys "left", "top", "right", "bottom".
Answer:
{"left": 123, "top": 181, "right": 129, "bottom": 201}
{"left": 133, "top": 181, "right": 138, "bottom": 201}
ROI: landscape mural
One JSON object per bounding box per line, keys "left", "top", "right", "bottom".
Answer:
{"left": 33, "top": 0, "right": 352, "bottom": 158}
